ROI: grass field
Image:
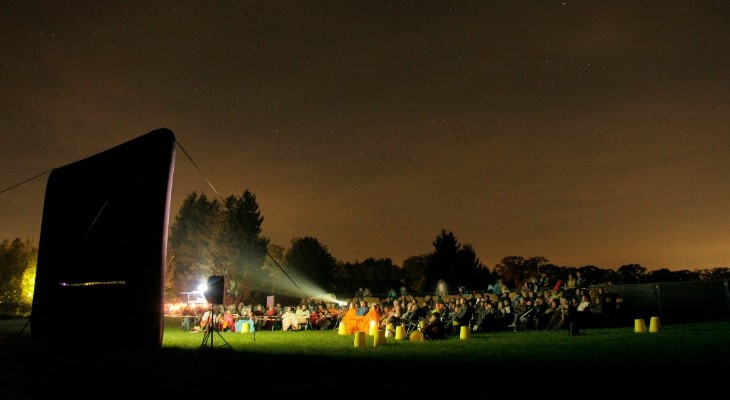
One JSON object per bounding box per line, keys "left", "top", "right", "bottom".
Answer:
{"left": 2, "top": 316, "right": 729, "bottom": 398}
{"left": 163, "top": 317, "right": 730, "bottom": 365}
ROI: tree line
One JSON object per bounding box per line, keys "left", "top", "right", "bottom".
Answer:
{"left": 2, "top": 189, "right": 730, "bottom": 314}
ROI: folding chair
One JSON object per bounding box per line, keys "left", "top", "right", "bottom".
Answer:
{"left": 405, "top": 318, "right": 423, "bottom": 337}
{"left": 331, "top": 315, "right": 342, "bottom": 331}
{"left": 517, "top": 307, "right": 538, "bottom": 331}
{"left": 296, "top": 318, "right": 313, "bottom": 330}
{"left": 404, "top": 305, "right": 430, "bottom": 337}
{"left": 404, "top": 321, "right": 417, "bottom": 336}
{"left": 269, "top": 316, "right": 282, "bottom": 331}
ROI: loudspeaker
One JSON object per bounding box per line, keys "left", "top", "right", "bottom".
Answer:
{"left": 205, "top": 275, "right": 224, "bottom": 304}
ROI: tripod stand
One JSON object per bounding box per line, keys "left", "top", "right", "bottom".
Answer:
{"left": 199, "top": 304, "right": 234, "bottom": 351}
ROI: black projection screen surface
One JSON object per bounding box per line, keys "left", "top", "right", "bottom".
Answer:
{"left": 31, "top": 128, "right": 176, "bottom": 349}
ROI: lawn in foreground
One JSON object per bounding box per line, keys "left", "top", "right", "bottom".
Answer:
{"left": 162, "top": 317, "right": 730, "bottom": 368}
{"left": 2, "top": 318, "right": 728, "bottom": 398}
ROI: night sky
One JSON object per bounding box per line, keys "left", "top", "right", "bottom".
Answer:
{"left": 1, "top": 2, "right": 729, "bottom": 271}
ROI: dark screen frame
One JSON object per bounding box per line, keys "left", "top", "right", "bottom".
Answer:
{"left": 31, "top": 128, "right": 176, "bottom": 349}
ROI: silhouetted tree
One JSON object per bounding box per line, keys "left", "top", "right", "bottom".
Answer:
{"left": 0, "top": 238, "right": 37, "bottom": 314}
{"left": 523, "top": 257, "right": 549, "bottom": 284}
{"left": 216, "top": 190, "right": 269, "bottom": 304}
{"left": 493, "top": 256, "right": 526, "bottom": 290}
{"left": 261, "top": 242, "right": 286, "bottom": 294}
{"left": 595, "top": 267, "right": 618, "bottom": 285}
{"left": 331, "top": 258, "right": 402, "bottom": 296}
{"left": 458, "top": 244, "right": 491, "bottom": 291}
{"left": 165, "top": 247, "right": 176, "bottom": 295}
{"left": 646, "top": 268, "right": 678, "bottom": 283}
{"left": 427, "top": 229, "right": 487, "bottom": 292}
{"left": 616, "top": 264, "right": 647, "bottom": 284}
{"left": 577, "top": 265, "right": 603, "bottom": 287}
{"left": 537, "top": 262, "right": 562, "bottom": 288}
{"left": 285, "top": 236, "right": 336, "bottom": 293}
{"left": 402, "top": 255, "right": 429, "bottom": 293}
{"left": 494, "top": 256, "right": 549, "bottom": 289}
{"left": 167, "top": 190, "right": 270, "bottom": 305}
{"left": 167, "top": 192, "right": 222, "bottom": 300}
{"left": 428, "top": 229, "right": 460, "bottom": 289}
{"left": 701, "top": 267, "right": 730, "bottom": 281}
{"left": 670, "top": 269, "right": 702, "bottom": 282}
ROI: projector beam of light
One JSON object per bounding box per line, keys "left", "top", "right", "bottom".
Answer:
{"left": 223, "top": 266, "right": 346, "bottom": 306}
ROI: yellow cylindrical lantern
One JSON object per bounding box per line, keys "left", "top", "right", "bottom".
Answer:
{"left": 409, "top": 330, "right": 424, "bottom": 342}
{"left": 373, "top": 329, "right": 386, "bottom": 347}
{"left": 460, "top": 325, "right": 471, "bottom": 340}
{"left": 354, "top": 331, "right": 367, "bottom": 348}
{"left": 338, "top": 322, "right": 347, "bottom": 335}
{"left": 385, "top": 323, "right": 394, "bottom": 337}
{"left": 649, "top": 316, "right": 661, "bottom": 333}
{"left": 369, "top": 320, "right": 378, "bottom": 336}
{"left": 240, "top": 322, "right": 250, "bottom": 333}
{"left": 634, "top": 318, "right": 647, "bottom": 333}
{"left": 452, "top": 320, "right": 460, "bottom": 334}
{"left": 395, "top": 325, "right": 405, "bottom": 340}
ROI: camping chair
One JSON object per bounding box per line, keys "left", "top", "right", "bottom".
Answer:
{"left": 517, "top": 306, "right": 538, "bottom": 331}
{"left": 296, "top": 317, "right": 313, "bottom": 330}
{"left": 405, "top": 319, "right": 421, "bottom": 337}
{"left": 268, "top": 316, "right": 282, "bottom": 331}
{"left": 331, "top": 314, "right": 343, "bottom": 331}
{"left": 404, "top": 307, "right": 428, "bottom": 337}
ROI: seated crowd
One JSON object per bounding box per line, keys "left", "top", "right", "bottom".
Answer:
{"left": 179, "top": 284, "right": 627, "bottom": 339}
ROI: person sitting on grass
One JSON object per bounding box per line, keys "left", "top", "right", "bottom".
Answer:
{"left": 381, "top": 303, "right": 403, "bottom": 329}
{"left": 259, "top": 305, "right": 277, "bottom": 330}
{"left": 341, "top": 301, "right": 360, "bottom": 334}
{"left": 180, "top": 305, "right": 194, "bottom": 331}
{"left": 360, "top": 302, "right": 382, "bottom": 332}
{"left": 192, "top": 309, "right": 214, "bottom": 332}
{"left": 295, "top": 303, "right": 311, "bottom": 329}
{"left": 281, "top": 306, "right": 299, "bottom": 331}
{"left": 252, "top": 304, "right": 265, "bottom": 323}
{"left": 327, "top": 302, "right": 341, "bottom": 328}
{"left": 313, "top": 303, "right": 331, "bottom": 330}
{"left": 222, "top": 310, "right": 236, "bottom": 332}
{"left": 235, "top": 309, "right": 256, "bottom": 333}
{"left": 421, "top": 311, "right": 445, "bottom": 340}
{"left": 356, "top": 300, "right": 369, "bottom": 316}
{"left": 405, "top": 299, "right": 429, "bottom": 329}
